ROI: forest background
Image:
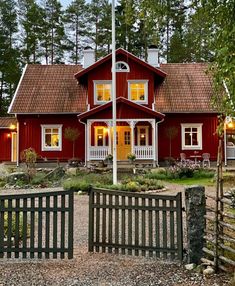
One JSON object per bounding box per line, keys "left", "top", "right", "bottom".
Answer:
{"left": 0, "top": 0, "right": 234, "bottom": 116}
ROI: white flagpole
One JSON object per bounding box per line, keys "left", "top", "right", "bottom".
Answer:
{"left": 112, "top": 0, "right": 117, "bottom": 184}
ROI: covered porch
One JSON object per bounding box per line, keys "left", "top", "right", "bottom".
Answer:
{"left": 78, "top": 97, "right": 164, "bottom": 166}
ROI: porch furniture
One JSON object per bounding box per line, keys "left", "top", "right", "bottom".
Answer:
{"left": 189, "top": 154, "right": 201, "bottom": 164}
{"left": 202, "top": 153, "right": 210, "bottom": 168}
{"left": 180, "top": 153, "right": 186, "bottom": 163}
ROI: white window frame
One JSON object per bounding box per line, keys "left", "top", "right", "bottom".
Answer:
{"left": 115, "top": 61, "right": 130, "bottom": 72}
{"left": 41, "top": 124, "right": 62, "bottom": 151}
{"left": 181, "top": 123, "right": 203, "bottom": 150}
{"left": 137, "top": 126, "right": 149, "bottom": 146}
{"left": 94, "top": 80, "right": 112, "bottom": 105}
{"left": 95, "top": 127, "right": 106, "bottom": 146}
{"left": 128, "top": 80, "right": 148, "bottom": 104}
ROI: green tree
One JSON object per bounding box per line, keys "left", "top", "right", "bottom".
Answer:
{"left": 40, "top": 0, "right": 67, "bottom": 64}
{"left": 0, "top": 0, "right": 21, "bottom": 116}
{"left": 18, "top": 0, "right": 44, "bottom": 64}
{"left": 64, "top": 0, "right": 88, "bottom": 64}
{"left": 64, "top": 127, "right": 80, "bottom": 159}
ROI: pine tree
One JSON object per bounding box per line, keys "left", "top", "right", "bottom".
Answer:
{"left": 0, "top": 0, "right": 21, "bottom": 116}
{"left": 64, "top": 0, "right": 88, "bottom": 64}
{"left": 40, "top": 0, "right": 66, "bottom": 64}
{"left": 18, "top": 0, "right": 44, "bottom": 64}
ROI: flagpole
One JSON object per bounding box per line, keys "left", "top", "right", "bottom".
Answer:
{"left": 112, "top": 0, "right": 117, "bottom": 185}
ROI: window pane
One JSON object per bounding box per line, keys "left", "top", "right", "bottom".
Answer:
{"left": 96, "top": 83, "right": 111, "bottom": 102}
{"left": 185, "top": 133, "right": 191, "bottom": 145}
{"left": 45, "top": 128, "right": 51, "bottom": 133}
{"left": 185, "top": 128, "right": 191, "bottom": 132}
{"left": 130, "top": 82, "right": 146, "bottom": 101}
{"left": 192, "top": 133, "right": 198, "bottom": 145}
{"left": 124, "top": 131, "right": 130, "bottom": 145}
{"left": 45, "top": 134, "right": 52, "bottom": 146}
{"left": 52, "top": 128, "right": 59, "bottom": 134}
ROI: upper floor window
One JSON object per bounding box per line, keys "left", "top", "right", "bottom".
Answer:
{"left": 94, "top": 80, "right": 111, "bottom": 104}
{"left": 41, "top": 124, "right": 62, "bottom": 151}
{"left": 181, "top": 123, "right": 202, "bottom": 150}
{"left": 115, "top": 61, "right": 130, "bottom": 72}
{"left": 128, "top": 80, "right": 148, "bottom": 104}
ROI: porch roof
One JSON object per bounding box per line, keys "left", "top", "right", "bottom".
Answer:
{"left": 78, "top": 97, "right": 165, "bottom": 123}
{"left": 0, "top": 117, "right": 17, "bottom": 129}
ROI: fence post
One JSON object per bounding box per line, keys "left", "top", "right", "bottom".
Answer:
{"left": 185, "top": 185, "right": 206, "bottom": 264}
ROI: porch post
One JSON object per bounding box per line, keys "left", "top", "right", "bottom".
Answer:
{"left": 84, "top": 122, "right": 87, "bottom": 166}
{"left": 107, "top": 121, "right": 112, "bottom": 155}
{"left": 224, "top": 123, "right": 227, "bottom": 166}
{"left": 130, "top": 121, "right": 136, "bottom": 154}
{"left": 155, "top": 121, "right": 159, "bottom": 167}
{"left": 151, "top": 120, "right": 156, "bottom": 167}
{"left": 87, "top": 120, "right": 91, "bottom": 162}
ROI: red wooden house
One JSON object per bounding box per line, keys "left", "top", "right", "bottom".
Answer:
{"left": 3, "top": 48, "right": 224, "bottom": 166}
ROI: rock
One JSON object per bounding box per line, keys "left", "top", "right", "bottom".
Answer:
{"left": 6, "top": 172, "right": 29, "bottom": 185}
{"left": 203, "top": 266, "right": 215, "bottom": 276}
{"left": 185, "top": 263, "right": 196, "bottom": 271}
{"left": 66, "top": 167, "right": 78, "bottom": 176}
{"left": 44, "top": 166, "right": 65, "bottom": 180}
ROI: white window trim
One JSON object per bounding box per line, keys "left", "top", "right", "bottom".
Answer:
{"left": 137, "top": 126, "right": 149, "bottom": 146}
{"left": 93, "top": 80, "right": 112, "bottom": 105}
{"left": 115, "top": 61, "right": 130, "bottom": 72}
{"left": 128, "top": 80, "right": 148, "bottom": 104}
{"left": 95, "top": 127, "right": 106, "bottom": 146}
{"left": 41, "top": 124, "right": 62, "bottom": 151}
{"left": 181, "top": 123, "right": 203, "bottom": 150}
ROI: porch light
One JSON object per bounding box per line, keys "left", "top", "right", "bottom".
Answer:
{"left": 228, "top": 122, "right": 234, "bottom": 128}
{"left": 7, "top": 133, "right": 11, "bottom": 138}
{"left": 98, "top": 135, "right": 102, "bottom": 139}
{"left": 141, "top": 134, "right": 145, "bottom": 138}
{"left": 10, "top": 124, "right": 16, "bottom": 130}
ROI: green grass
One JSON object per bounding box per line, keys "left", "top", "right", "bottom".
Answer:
{"left": 164, "top": 177, "right": 215, "bottom": 186}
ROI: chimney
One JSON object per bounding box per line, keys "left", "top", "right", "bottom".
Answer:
{"left": 147, "top": 45, "right": 159, "bottom": 68}
{"left": 83, "top": 46, "right": 95, "bottom": 68}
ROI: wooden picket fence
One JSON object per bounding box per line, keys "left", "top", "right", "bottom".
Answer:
{"left": 0, "top": 190, "right": 74, "bottom": 259}
{"left": 88, "top": 187, "right": 183, "bottom": 261}
{"left": 202, "top": 140, "right": 235, "bottom": 272}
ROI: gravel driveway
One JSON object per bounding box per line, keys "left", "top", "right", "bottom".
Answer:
{"left": 0, "top": 186, "right": 231, "bottom": 286}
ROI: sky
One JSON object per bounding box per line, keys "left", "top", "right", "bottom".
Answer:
{"left": 60, "top": 0, "right": 72, "bottom": 7}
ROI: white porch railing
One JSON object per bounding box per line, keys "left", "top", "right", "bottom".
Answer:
{"left": 89, "top": 146, "right": 109, "bottom": 160}
{"left": 226, "top": 146, "right": 235, "bottom": 159}
{"left": 134, "top": 146, "right": 153, "bottom": 160}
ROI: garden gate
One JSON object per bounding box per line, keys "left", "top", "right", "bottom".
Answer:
{"left": 88, "top": 188, "right": 183, "bottom": 261}
{"left": 0, "top": 190, "right": 74, "bottom": 259}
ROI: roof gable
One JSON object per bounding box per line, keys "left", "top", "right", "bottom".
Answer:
{"left": 78, "top": 97, "right": 165, "bottom": 122}
{"left": 75, "top": 48, "right": 166, "bottom": 81}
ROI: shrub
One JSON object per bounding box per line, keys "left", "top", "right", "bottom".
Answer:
{"left": 31, "top": 172, "right": 48, "bottom": 185}
{"left": 169, "top": 160, "right": 200, "bottom": 178}
{"left": 63, "top": 178, "right": 91, "bottom": 192}
{"left": 4, "top": 211, "right": 29, "bottom": 239}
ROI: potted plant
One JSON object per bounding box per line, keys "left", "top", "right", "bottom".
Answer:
{"left": 105, "top": 154, "right": 113, "bottom": 164}
{"left": 127, "top": 153, "right": 136, "bottom": 163}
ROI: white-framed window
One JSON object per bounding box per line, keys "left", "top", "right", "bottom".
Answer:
{"left": 115, "top": 61, "right": 130, "bottom": 72}
{"left": 41, "top": 125, "right": 62, "bottom": 151}
{"left": 181, "top": 123, "right": 203, "bottom": 150}
{"left": 94, "top": 80, "right": 112, "bottom": 104}
{"left": 128, "top": 80, "right": 148, "bottom": 104}
{"left": 95, "top": 127, "right": 107, "bottom": 146}
{"left": 137, "top": 126, "right": 149, "bottom": 146}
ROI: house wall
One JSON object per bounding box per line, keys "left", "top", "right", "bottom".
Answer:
{"left": 158, "top": 113, "right": 219, "bottom": 161}
{"left": 0, "top": 129, "right": 11, "bottom": 161}
{"left": 87, "top": 54, "right": 156, "bottom": 109}
{"left": 17, "top": 115, "right": 85, "bottom": 162}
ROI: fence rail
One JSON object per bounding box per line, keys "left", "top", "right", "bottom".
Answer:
{"left": 0, "top": 190, "right": 74, "bottom": 259}
{"left": 88, "top": 188, "right": 183, "bottom": 261}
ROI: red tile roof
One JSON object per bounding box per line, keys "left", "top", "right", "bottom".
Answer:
{"left": 156, "top": 63, "right": 217, "bottom": 113}
{"left": 0, "top": 117, "right": 17, "bottom": 128}
{"left": 9, "top": 65, "right": 87, "bottom": 114}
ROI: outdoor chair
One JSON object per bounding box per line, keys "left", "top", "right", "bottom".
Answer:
{"left": 202, "top": 153, "right": 210, "bottom": 168}
{"left": 180, "top": 153, "right": 186, "bottom": 163}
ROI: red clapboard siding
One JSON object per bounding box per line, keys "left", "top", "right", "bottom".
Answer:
{"left": 158, "top": 113, "right": 219, "bottom": 161}
{"left": 88, "top": 54, "right": 155, "bottom": 109}
{"left": 0, "top": 129, "right": 11, "bottom": 161}
{"left": 17, "top": 115, "right": 85, "bottom": 161}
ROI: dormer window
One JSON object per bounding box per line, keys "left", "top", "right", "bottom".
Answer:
{"left": 128, "top": 80, "right": 148, "bottom": 104}
{"left": 94, "top": 80, "right": 112, "bottom": 104}
{"left": 115, "top": 61, "right": 130, "bottom": 72}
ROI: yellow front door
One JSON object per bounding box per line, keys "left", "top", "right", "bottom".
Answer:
{"left": 117, "top": 126, "right": 131, "bottom": 160}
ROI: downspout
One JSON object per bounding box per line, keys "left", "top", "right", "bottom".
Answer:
{"left": 156, "top": 117, "right": 165, "bottom": 167}
{"left": 16, "top": 121, "right": 19, "bottom": 167}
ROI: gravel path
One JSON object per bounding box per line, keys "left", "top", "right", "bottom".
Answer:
{"left": 0, "top": 185, "right": 231, "bottom": 286}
